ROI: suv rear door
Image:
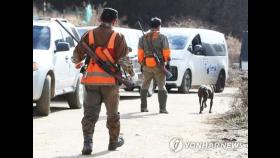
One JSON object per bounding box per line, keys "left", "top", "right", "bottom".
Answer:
{"left": 57, "top": 22, "right": 78, "bottom": 88}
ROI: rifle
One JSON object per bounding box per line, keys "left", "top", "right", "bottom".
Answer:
{"left": 137, "top": 21, "right": 173, "bottom": 79}
{"left": 55, "top": 19, "right": 134, "bottom": 89}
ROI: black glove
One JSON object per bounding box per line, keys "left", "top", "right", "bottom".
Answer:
{"left": 165, "top": 62, "right": 170, "bottom": 70}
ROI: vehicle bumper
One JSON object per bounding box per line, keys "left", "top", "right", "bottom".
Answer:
{"left": 33, "top": 70, "right": 42, "bottom": 101}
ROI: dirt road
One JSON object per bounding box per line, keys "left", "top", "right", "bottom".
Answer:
{"left": 33, "top": 87, "right": 248, "bottom": 158}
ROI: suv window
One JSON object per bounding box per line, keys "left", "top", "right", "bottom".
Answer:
{"left": 71, "top": 27, "right": 80, "bottom": 41}
{"left": 60, "top": 25, "right": 75, "bottom": 48}
{"left": 33, "top": 26, "right": 50, "bottom": 50}
{"left": 65, "top": 36, "right": 75, "bottom": 47}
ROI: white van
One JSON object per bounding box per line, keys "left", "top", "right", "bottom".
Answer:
{"left": 161, "top": 28, "right": 229, "bottom": 93}
{"left": 77, "top": 26, "right": 155, "bottom": 96}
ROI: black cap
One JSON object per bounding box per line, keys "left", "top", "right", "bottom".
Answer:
{"left": 149, "top": 17, "right": 162, "bottom": 29}
{"left": 100, "top": 8, "right": 118, "bottom": 23}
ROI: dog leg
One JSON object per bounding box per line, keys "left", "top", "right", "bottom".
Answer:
{"left": 209, "top": 98, "right": 213, "bottom": 113}
{"left": 204, "top": 98, "right": 207, "bottom": 108}
{"left": 199, "top": 97, "right": 203, "bottom": 114}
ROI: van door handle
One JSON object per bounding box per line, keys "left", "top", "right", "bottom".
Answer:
{"left": 65, "top": 56, "right": 69, "bottom": 60}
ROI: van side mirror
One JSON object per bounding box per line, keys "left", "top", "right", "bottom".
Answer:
{"left": 55, "top": 42, "right": 70, "bottom": 52}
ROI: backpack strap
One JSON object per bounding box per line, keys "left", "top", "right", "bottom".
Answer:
{"left": 88, "top": 30, "right": 116, "bottom": 64}
{"left": 88, "top": 30, "right": 94, "bottom": 45}
{"left": 107, "top": 32, "right": 117, "bottom": 49}
{"left": 103, "top": 32, "right": 117, "bottom": 63}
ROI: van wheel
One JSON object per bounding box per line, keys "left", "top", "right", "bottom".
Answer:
{"left": 36, "top": 75, "right": 51, "bottom": 116}
{"left": 147, "top": 79, "right": 154, "bottom": 97}
{"left": 66, "top": 78, "right": 83, "bottom": 109}
{"left": 178, "top": 70, "right": 191, "bottom": 94}
{"left": 215, "top": 71, "right": 225, "bottom": 93}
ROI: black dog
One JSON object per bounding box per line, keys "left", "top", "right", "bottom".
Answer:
{"left": 198, "top": 85, "right": 214, "bottom": 114}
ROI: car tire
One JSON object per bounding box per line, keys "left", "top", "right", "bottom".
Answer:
{"left": 214, "top": 70, "right": 226, "bottom": 93}
{"left": 147, "top": 79, "right": 154, "bottom": 97}
{"left": 66, "top": 78, "right": 83, "bottom": 109}
{"left": 36, "top": 75, "right": 51, "bottom": 116}
{"left": 178, "top": 70, "right": 191, "bottom": 94}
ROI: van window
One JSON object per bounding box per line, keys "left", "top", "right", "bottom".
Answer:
{"left": 128, "top": 32, "right": 140, "bottom": 49}
{"left": 203, "top": 43, "right": 226, "bottom": 56}
{"left": 78, "top": 28, "right": 88, "bottom": 37}
{"left": 166, "top": 35, "right": 188, "bottom": 50}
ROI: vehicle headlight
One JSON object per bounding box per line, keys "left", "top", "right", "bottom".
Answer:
{"left": 33, "top": 62, "right": 38, "bottom": 71}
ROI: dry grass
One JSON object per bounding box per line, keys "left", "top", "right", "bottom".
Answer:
{"left": 33, "top": 4, "right": 127, "bottom": 27}
{"left": 226, "top": 35, "right": 241, "bottom": 65}
{"left": 225, "top": 71, "right": 248, "bottom": 128}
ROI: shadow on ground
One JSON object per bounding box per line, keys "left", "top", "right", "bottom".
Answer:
{"left": 167, "top": 89, "right": 197, "bottom": 94}
{"left": 54, "top": 149, "right": 111, "bottom": 158}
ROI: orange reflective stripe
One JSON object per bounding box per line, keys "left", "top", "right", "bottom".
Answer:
{"left": 138, "top": 49, "right": 144, "bottom": 63}
{"left": 82, "top": 76, "right": 116, "bottom": 84}
{"left": 81, "top": 76, "right": 116, "bottom": 84}
{"left": 102, "top": 48, "right": 115, "bottom": 64}
{"left": 107, "top": 32, "right": 117, "bottom": 49}
{"left": 88, "top": 30, "right": 94, "bottom": 45}
{"left": 163, "top": 49, "right": 171, "bottom": 62}
{"left": 145, "top": 57, "right": 157, "bottom": 67}
{"left": 95, "top": 47, "right": 108, "bottom": 61}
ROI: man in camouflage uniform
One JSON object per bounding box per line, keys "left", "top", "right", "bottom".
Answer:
{"left": 138, "top": 17, "right": 171, "bottom": 114}
{"left": 72, "top": 8, "right": 134, "bottom": 155}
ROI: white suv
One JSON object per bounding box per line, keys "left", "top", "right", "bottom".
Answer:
{"left": 33, "top": 17, "right": 83, "bottom": 116}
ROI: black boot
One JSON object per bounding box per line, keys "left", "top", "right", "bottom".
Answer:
{"left": 140, "top": 89, "right": 149, "bottom": 112}
{"left": 107, "top": 113, "right": 124, "bottom": 150}
{"left": 82, "top": 136, "right": 93, "bottom": 155}
{"left": 108, "top": 136, "right": 125, "bottom": 150}
{"left": 158, "top": 90, "right": 168, "bottom": 114}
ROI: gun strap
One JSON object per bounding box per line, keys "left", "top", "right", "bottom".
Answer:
{"left": 147, "top": 32, "right": 163, "bottom": 64}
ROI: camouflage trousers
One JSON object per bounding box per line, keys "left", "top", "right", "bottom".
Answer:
{"left": 82, "top": 85, "right": 120, "bottom": 143}
{"left": 141, "top": 66, "right": 166, "bottom": 91}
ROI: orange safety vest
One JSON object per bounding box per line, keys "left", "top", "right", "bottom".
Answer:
{"left": 81, "top": 30, "right": 117, "bottom": 85}
{"left": 138, "top": 32, "right": 171, "bottom": 68}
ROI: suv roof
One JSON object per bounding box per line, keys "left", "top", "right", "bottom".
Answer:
{"left": 33, "top": 16, "right": 68, "bottom": 22}
{"left": 33, "top": 17, "right": 76, "bottom": 28}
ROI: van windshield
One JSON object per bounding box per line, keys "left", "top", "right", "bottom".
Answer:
{"left": 77, "top": 28, "right": 88, "bottom": 37}
{"left": 166, "top": 35, "right": 188, "bottom": 50}
{"left": 33, "top": 26, "right": 50, "bottom": 50}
